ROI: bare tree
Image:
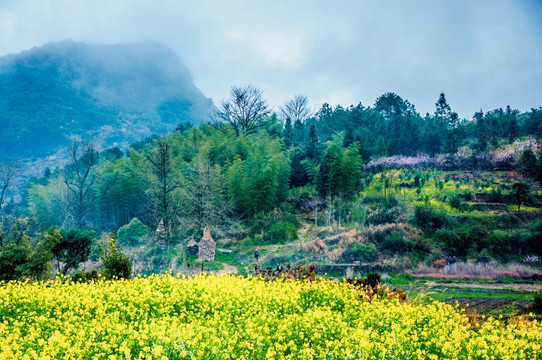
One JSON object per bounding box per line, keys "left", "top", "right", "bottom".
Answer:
{"left": 217, "top": 85, "right": 271, "bottom": 136}
{"left": 63, "top": 140, "right": 97, "bottom": 229}
{"left": 177, "top": 153, "right": 237, "bottom": 237}
{"left": 280, "top": 94, "right": 312, "bottom": 124}
{"left": 0, "top": 159, "right": 18, "bottom": 212}
{"left": 145, "top": 136, "right": 179, "bottom": 250}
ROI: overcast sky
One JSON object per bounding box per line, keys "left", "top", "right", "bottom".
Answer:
{"left": 1, "top": 0, "right": 541, "bottom": 118}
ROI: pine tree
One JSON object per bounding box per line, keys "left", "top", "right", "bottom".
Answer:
{"left": 306, "top": 124, "right": 320, "bottom": 160}
{"left": 283, "top": 117, "right": 293, "bottom": 148}
{"left": 518, "top": 149, "right": 537, "bottom": 178}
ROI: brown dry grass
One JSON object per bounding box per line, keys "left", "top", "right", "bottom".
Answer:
{"left": 362, "top": 223, "right": 421, "bottom": 243}
{"left": 304, "top": 238, "right": 327, "bottom": 253}
{"left": 327, "top": 247, "right": 344, "bottom": 261}
{"left": 414, "top": 262, "right": 542, "bottom": 279}
{"left": 322, "top": 229, "right": 361, "bottom": 246}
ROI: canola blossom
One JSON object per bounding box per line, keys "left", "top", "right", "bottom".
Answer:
{"left": 0, "top": 274, "right": 541, "bottom": 359}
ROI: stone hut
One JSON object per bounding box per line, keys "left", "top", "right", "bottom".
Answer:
{"left": 197, "top": 226, "right": 216, "bottom": 261}
{"left": 186, "top": 238, "right": 199, "bottom": 257}
{"left": 154, "top": 219, "right": 166, "bottom": 250}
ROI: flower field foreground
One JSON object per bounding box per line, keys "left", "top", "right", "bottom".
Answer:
{"left": 1, "top": 274, "right": 541, "bottom": 359}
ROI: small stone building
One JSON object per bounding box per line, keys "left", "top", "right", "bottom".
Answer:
{"left": 197, "top": 226, "right": 216, "bottom": 261}
{"left": 186, "top": 239, "right": 199, "bottom": 257}
{"left": 154, "top": 219, "right": 166, "bottom": 250}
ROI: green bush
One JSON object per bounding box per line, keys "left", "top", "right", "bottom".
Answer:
{"left": 117, "top": 218, "right": 149, "bottom": 247}
{"left": 533, "top": 290, "right": 542, "bottom": 314}
{"left": 0, "top": 220, "right": 58, "bottom": 281}
{"left": 52, "top": 228, "right": 95, "bottom": 275}
{"left": 414, "top": 205, "right": 451, "bottom": 232}
{"left": 100, "top": 238, "right": 132, "bottom": 280}
{"left": 263, "top": 222, "right": 298, "bottom": 244}
{"left": 379, "top": 231, "right": 415, "bottom": 255}
{"left": 341, "top": 243, "right": 377, "bottom": 262}
{"left": 448, "top": 195, "right": 462, "bottom": 209}
{"left": 71, "top": 269, "right": 99, "bottom": 283}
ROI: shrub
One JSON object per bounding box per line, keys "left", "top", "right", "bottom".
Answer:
{"left": 533, "top": 290, "right": 542, "bottom": 314}
{"left": 71, "top": 269, "right": 99, "bottom": 283}
{"left": 341, "top": 243, "right": 377, "bottom": 262}
{"left": 117, "top": 218, "right": 149, "bottom": 247}
{"left": 263, "top": 222, "right": 298, "bottom": 244}
{"left": 434, "top": 229, "right": 471, "bottom": 258}
{"left": 448, "top": 195, "right": 462, "bottom": 209}
{"left": 414, "top": 206, "right": 451, "bottom": 232}
{"left": 100, "top": 238, "right": 132, "bottom": 280}
{"left": 0, "top": 221, "right": 58, "bottom": 281}
{"left": 379, "top": 231, "right": 415, "bottom": 255}
{"left": 52, "top": 228, "right": 95, "bottom": 275}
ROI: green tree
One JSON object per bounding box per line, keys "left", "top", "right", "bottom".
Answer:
{"left": 27, "top": 175, "right": 65, "bottom": 228}
{"left": 306, "top": 124, "right": 321, "bottom": 160}
{"left": 283, "top": 116, "right": 293, "bottom": 147}
{"left": 145, "top": 136, "right": 179, "bottom": 250}
{"left": 317, "top": 135, "right": 362, "bottom": 200}
{"left": 63, "top": 140, "right": 98, "bottom": 229}
{"left": 505, "top": 105, "right": 519, "bottom": 142}
{"left": 96, "top": 158, "right": 145, "bottom": 229}
{"left": 518, "top": 149, "right": 538, "bottom": 179}
{"left": 227, "top": 134, "right": 290, "bottom": 215}
{"left": 100, "top": 237, "right": 132, "bottom": 280}
{"left": 51, "top": 228, "right": 95, "bottom": 275}
{"left": 0, "top": 218, "right": 58, "bottom": 281}
{"left": 117, "top": 218, "right": 149, "bottom": 247}
{"left": 512, "top": 181, "right": 531, "bottom": 212}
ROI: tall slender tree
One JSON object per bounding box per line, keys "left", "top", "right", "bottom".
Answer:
{"left": 63, "top": 140, "right": 97, "bottom": 229}
{"left": 145, "top": 136, "right": 179, "bottom": 250}
{"left": 0, "top": 159, "right": 17, "bottom": 212}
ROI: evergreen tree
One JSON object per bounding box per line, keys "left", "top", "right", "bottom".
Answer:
{"left": 505, "top": 105, "right": 519, "bottom": 142}
{"left": 289, "top": 148, "right": 309, "bottom": 188}
{"left": 434, "top": 93, "right": 451, "bottom": 127}
{"left": 317, "top": 135, "right": 361, "bottom": 200}
{"left": 445, "top": 112, "right": 461, "bottom": 153}
{"left": 306, "top": 124, "right": 321, "bottom": 160}
{"left": 518, "top": 149, "right": 538, "bottom": 178}
{"left": 283, "top": 117, "right": 293, "bottom": 148}
{"left": 343, "top": 128, "right": 354, "bottom": 148}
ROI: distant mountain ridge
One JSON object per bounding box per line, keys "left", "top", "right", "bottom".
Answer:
{"left": 0, "top": 40, "right": 214, "bottom": 159}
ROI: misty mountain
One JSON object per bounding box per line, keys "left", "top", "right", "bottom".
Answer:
{"left": 0, "top": 40, "right": 214, "bottom": 159}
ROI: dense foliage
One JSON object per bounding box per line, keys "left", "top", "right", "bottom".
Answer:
{"left": 0, "top": 41, "right": 214, "bottom": 158}
{"left": 1, "top": 87, "right": 541, "bottom": 280}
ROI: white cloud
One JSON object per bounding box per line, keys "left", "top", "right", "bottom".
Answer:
{"left": 0, "top": 0, "right": 541, "bottom": 117}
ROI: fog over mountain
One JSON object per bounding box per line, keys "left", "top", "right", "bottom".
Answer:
{"left": 0, "top": 40, "right": 214, "bottom": 159}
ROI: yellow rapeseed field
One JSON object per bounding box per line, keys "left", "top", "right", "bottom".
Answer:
{"left": 0, "top": 274, "right": 541, "bottom": 359}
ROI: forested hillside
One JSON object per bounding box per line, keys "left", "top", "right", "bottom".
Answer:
{"left": 0, "top": 41, "right": 214, "bottom": 159}
{"left": 1, "top": 85, "right": 541, "bottom": 279}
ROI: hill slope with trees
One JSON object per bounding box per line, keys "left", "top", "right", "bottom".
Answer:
{"left": 0, "top": 41, "right": 214, "bottom": 159}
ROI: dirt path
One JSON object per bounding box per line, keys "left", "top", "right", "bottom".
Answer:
{"left": 297, "top": 222, "right": 311, "bottom": 247}
{"left": 257, "top": 221, "right": 311, "bottom": 265}
{"left": 216, "top": 263, "right": 238, "bottom": 275}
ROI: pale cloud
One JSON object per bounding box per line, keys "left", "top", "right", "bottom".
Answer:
{"left": 0, "top": 0, "right": 541, "bottom": 118}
